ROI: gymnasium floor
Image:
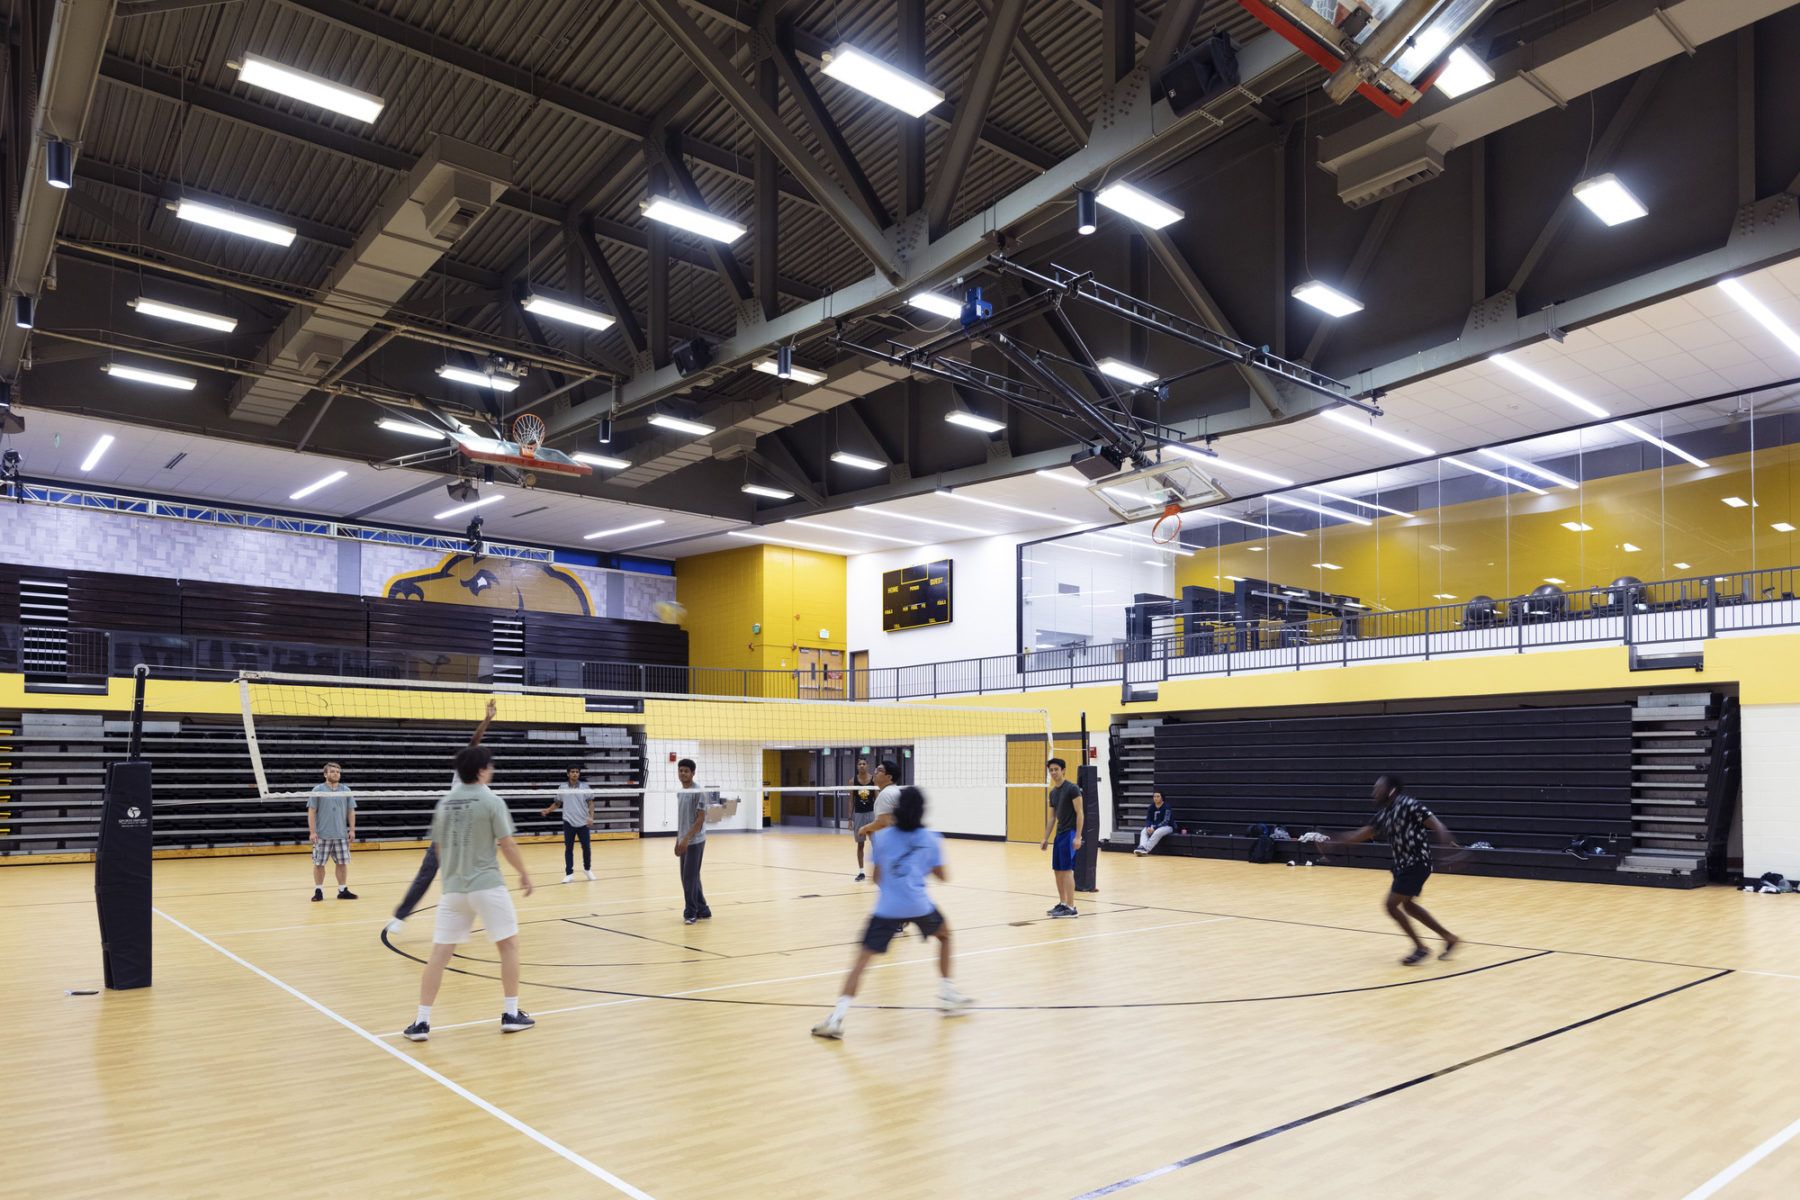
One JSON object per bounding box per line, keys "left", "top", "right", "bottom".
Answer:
{"left": 10, "top": 831, "right": 1800, "bottom": 1199}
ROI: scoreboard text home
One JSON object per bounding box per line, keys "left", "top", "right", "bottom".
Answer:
{"left": 882, "top": 559, "right": 953, "bottom": 632}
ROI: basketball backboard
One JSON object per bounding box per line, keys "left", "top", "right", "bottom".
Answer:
{"left": 1087, "top": 459, "right": 1228, "bottom": 521}
{"left": 454, "top": 434, "right": 593, "bottom": 476}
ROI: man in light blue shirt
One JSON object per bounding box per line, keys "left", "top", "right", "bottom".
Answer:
{"left": 811, "top": 786, "right": 971, "bottom": 1040}
{"left": 308, "top": 762, "right": 357, "bottom": 901}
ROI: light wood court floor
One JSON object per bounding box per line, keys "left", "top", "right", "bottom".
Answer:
{"left": 9, "top": 833, "right": 1800, "bottom": 1199}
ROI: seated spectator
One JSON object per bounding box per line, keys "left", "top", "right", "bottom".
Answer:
{"left": 1136, "top": 792, "right": 1175, "bottom": 856}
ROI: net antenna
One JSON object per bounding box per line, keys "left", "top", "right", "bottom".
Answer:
{"left": 512, "top": 413, "right": 546, "bottom": 459}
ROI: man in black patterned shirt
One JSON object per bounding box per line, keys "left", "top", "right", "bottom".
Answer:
{"left": 1326, "top": 774, "right": 1463, "bottom": 965}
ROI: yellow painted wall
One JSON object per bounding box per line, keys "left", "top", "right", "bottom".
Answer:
{"left": 675, "top": 544, "right": 847, "bottom": 674}
{"left": 1175, "top": 443, "right": 1800, "bottom": 614}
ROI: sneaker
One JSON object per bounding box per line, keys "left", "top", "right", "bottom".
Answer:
{"left": 500, "top": 1010, "right": 536, "bottom": 1033}
{"left": 1046, "top": 904, "right": 1065, "bottom": 916}
{"left": 385, "top": 918, "right": 405, "bottom": 936}
{"left": 854, "top": 872, "right": 866, "bottom": 882}
{"left": 402, "top": 1020, "right": 429, "bottom": 1042}
{"left": 1051, "top": 906, "right": 1079, "bottom": 919}
{"left": 1400, "top": 947, "right": 1430, "bottom": 966}
{"left": 684, "top": 916, "right": 698, "bottom": 925}
{"left": 337, "top": 889, "right": 358, "bottom": 900}
{"left": 1438, "top": 938, "right": 1459, "bottom": 961}
{"left": 698, "top": 911, "right": 712, "bottom": 920}
{"left": 940, "top": 986, "right": 973, "bottom": 1016}
{"left": 584, "top": 870, "right": 596, "bottom": 881}
{"left": 311, "top": 888, "right": 323, "bottom": 902}
{"left": 562, "top": 874, "right": 574, "bottom": 884}
{"left": 811, "top": 1015, "right": 844, "bottom": 1040}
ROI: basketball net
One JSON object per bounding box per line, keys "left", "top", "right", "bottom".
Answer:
{"left": 512, "top": 413, "right": 546, "bottom": 459}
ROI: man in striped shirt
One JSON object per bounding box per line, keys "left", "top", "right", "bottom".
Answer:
{"left": 1326, "top": 774, "right": 1464, "bottom": 965}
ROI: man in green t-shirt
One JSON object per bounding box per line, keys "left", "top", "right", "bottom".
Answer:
{"left": 1040, "top": 757, "right": 1084, "bottom": 918}
{"left": 402, "top": 744, "right": 535, "bottom": 1042}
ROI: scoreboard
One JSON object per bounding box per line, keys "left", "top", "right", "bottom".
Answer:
{"left": 882, "top": 559, "right": 953, "bottom": 631}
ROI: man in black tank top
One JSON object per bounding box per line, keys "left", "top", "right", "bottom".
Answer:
{"left": 849, "top": 759, "right": 877, "bottom": 881}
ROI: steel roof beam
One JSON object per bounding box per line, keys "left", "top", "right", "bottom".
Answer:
{"left": 974, "top": 0, "right": 1090, "bottom": 145}
{"left": 769, "top": 19, "right": 890, "bottom": 230}
{"left": 755, "top": 57, "right": 781, "bottom": 323}
{"left": 1141, "top": 0, "right": 1202, "bottom": 78}
{"left": 656, "top": 130, "right": 755, "bottom": 309}
{"left": 573, "top": 215, "right": 649, "bottom": 357}
{"left": 1142, "top": 230, "right": 1286, "bottom": 418}
{"left": 926, "top": 0, "right": 1029, "bottom": 240}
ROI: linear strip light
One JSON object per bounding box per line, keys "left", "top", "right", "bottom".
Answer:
{"left": 648, "top": 413, "right": 716, "bottom": 436}
{"left": 741, "top": 483, "right": 794, "bottom": 500}
{"left": 377, "top": 417, "right": 448, "bottom": 439}
{"left": 1318, "top": 407, "right": 1434, "bottom": 455}
{"left": 173, "top": 199, "right": 297, "bottom": 247}
{"left": 436, "top": 364, "right": 520, "bottom": 393}
{"left": 1034, "top": 470, "right": 1091, "bottom": 487}
{"left": 1094, "top": 182, "right": 1182, "bottom": 229}
{"left": 103, "top": 362, "right": 196, "bottom": 390}
{"left": 641, "top": 196, "right": 746, "bottom": 243}
{"left": 1477, "top": 448, "right": 1577, "bottom": 488}
{"left": 235, "top": 53, "right": 385, "bottom": 122}
{"left": 1487, "top": 354, "right": 1608, "bottom": 417}
{"left": 1612, "top": 419, "right": 1708, "bottom": 468}
{"left": 1267, "top": 495, "right": 1373, "bottom": 526}
{"left": 1163, "top": 443, "right": 1295, "bottom": 487}
{"left": 788, "top": 520, "right": 920, "bottom": 546}
{"left": 945, "top": 411, "right": 1007, "bottom": 433}
{"left": 1291, "top": 281, "right": 1364, "bottom": 317}
{"left": 943, "top": 492, "right": 1056, "bottom": 518}
{"left": 1561, "top": 522, "right": 1593, "bottom": 532}
{"left": 1311, "top": 487, "right": 1409, "bottom": 517}
{"left": 1719, "top": 277, "right": 1800, "bottom": 361}
{"left": 131, "top": 297, "right": 237, "bottom": 333}
{"left": 820, "top": 43, "right": 944, "bottom": 116}
{"left": 1095, "top": 358, "right": 1157, "bottom": 387}
{"left": 522, "top": 292, "right": 615, "bottom": 331}
{"left": 289, "top": 469, "right": 347, "bottom": 500}
{"left": 728, "top": 530, "right": 849, "bottom": 554}
{"left": 1434, "top": 46, "right": 1494, "bottom": 98}
{"left": 573, "top": 452, "right": 631, "bottom": 469}
{"left": 79, "top": 434, "right": 114, "bottom": 472}
{"left": 1050, "top": 542, "right": 1123, "bottom": 558}
{"left": 1192, "top": 510, "right": 1309, "bottom": 538}
{"left": 1089, "top": 531, "right": 1194, "bottom": 557}
{"left": 909, "top": 292, "right": 964, "bottom": 320}
{"left": 855, "top": 507, "right": 992, "bottom": 535}
{"left": 830, "top": 451, "right": 886, "bottom": 471}
{"left": 1443, "top": 456, "right": 1546, "bottom": 495}
{"left": 584, "top": 518, "right": 665, "bottom": 541}
{"left": 434, "top": 494, "right": 503, "bottom": 520}
{"left": 754, "top": 359, "right": 828, "bottom": 386}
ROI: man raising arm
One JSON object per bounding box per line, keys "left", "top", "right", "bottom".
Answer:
{"left": 388, "top": 699, "right": 497, "bottom": 936}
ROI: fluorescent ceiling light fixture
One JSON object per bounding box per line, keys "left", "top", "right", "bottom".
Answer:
{"left": 830, "top": 450, "right": 885, "bottom": 471}
{"left": 434, "top": 494, "right": 502, "bottom": 520}
{"left": 1478, "top": 448, "right": 1576, "bottom": 489}
{"left": 1719, "top": 278, "right": 1800, "bottom": 361}
{"left": 789, "top": 520, "right": 919, "bottom": 545}
{"left": 741, "top": 483, "right": 794, "bottom": 500}
{"left": 1312, "top": 562, "right": 1343, "bottom": 570}
{"left": 235, "top": 53, "right": 385, "bottom": 122}
{"left": 1248, "top": 546, "right": 1264, "bottom": 550}
{"left": 1573, "top": 173, "right": 1648, "bottom": 226}
{"left": 1774, "top": 523, "right": 1797, "bottom": 533}
{"left": 584, "top": 518, "right": 665, "bottom": 541}
{"left": 1094, "top": 182, "right": 1183, "bottom": 229}
{"left": 1674, "top": 562, "right": 1691, "bottom": 569}
{"left": 1225, "top": 575, "right": 1246, "bottom": 582}
{"left": 1143, "top": 560, "right": 1167, "bottom": 567}
{"left": 1443, "top": 456, "right": 1546, "bottom": 496}
{"left": 131, "top": 297, "right": 237, "bottom": 333}
{"left": 1054, "top": 542, "right": 1123, "bottom": 558}
{"left": 1614, "top": 419, "right": 1707, "bottom": 467}
{"left": 1428, "top": 544, "right": 1455, "bottom": 552}
{"left": 754, "top": 359, "right": 828, "bottom": 386}
{"left": 1487, "top": 354, "right": 1608, "bottom": 418}
{"left": 1622, "top": 543, "right": 1641, "bottom": 552}
{"left": 79, "top": 434, "right": 115, "bottom": 473}
{"left": 1088, "top": 531, "right": 1193, "bottom": 557}
{"left": 1543, "top": 577, "right": 1566, "bottom": 585}
{"left": 288, "top": 469, "right": 347, "bottom": 500}
{"left": 944, "top": 493, "right": 1051, "bottom": 518}
{"left": 1319, "top": 408, "right": 1434, "bottom": 455}
{"left": 1561, "top": 522, "right": 1593, "bottom": 532}
{"left": 522, "top": 293, "right": 615, "bottom": 331}
{"left": 1721, "top": 496, "right": 1751, "bottom": 508}
{"left": 1434, "top": 46, "right": 1494, "bottom": 98}
{"left": 1311, "top": 487, "right": 1409, "bottom": 518}
{"left": 572, "top": 452, "right": 631, "bottom": 469}
{"left": 856, "top": 507, "right": 991, "bottom": 535}
{"left": 909, "top": 292, "right": 964, "bottom": 320}
{"left": 1432, "top": 593, "right": 1458, "bottom": 600}
{"left": 820, "top": 43, "right": 944, "bottom": 116}
{"left": 728, "top": 530, "right": 850, "bottom": 554}
{"left": 103, "top": 362, "right": 196, "bottom": 390}
{"left": 377, "top": 417, "right": 448, "bottom": 440}
{"left": 1096, "top": 358, "right": 1157, "bottom": 387}
{"left": 173, "top": 198, "right": 297, "bottom": 247}
{"left": 945, "top": 411, "right": 1007, "bottom": 434}
{"left": 648, "top": 413, "right": 716, "bottom": 436}
{"left": 1035, "top": 469, "right": 1090, "bottom": 487}
{"left": 1161, "top": 443, "right": 1295, "bottom": 488}
{"left": 435, "top": 364, "right": 520, "bottom": 393}
{"left": 641, "top": 195, "right": 746, "bottom": 243}
{"left": 1191, "top": 510, "right": 1307, "bottom": 538}
{"left": 1291, "top": 281, "right": 1364, "bottom": 317}
{"left": 1267, "top": 495, "right": 1372, "bottom": 526}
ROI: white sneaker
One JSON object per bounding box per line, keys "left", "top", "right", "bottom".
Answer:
{"left": 385, "top": 918, "right": 405, "bottom": 936}
{"left": 584, "top": 870, "right": 596, "bottom": 881}
{"left": 562, "top": 873, "right": 574, "bottom": 884}
{"left": 939, "top": 987, "right": 973, "bottom": 1016}
{"left": 810, "top": 1014, "right": 844, "bottom": 1040}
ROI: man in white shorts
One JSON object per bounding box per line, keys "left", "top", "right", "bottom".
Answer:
{"left": 402, "top": 744, "right": 535, "bottom": 1041}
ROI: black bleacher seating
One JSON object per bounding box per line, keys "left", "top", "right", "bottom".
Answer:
{"left": 1146, "top": 704, "right": 1639, "bottom": 884}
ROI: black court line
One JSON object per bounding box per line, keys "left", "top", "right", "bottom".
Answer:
{"left": 563, "top": 919, "right": 725, "bottom": 957}
{"left": 1068, "top": 968, "right": 1733, "bottom": 1199}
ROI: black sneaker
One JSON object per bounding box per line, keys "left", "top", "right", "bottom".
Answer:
{"left": 1046, "top": 904, "right": 1066, "bottom": 916}
{"left": 402, "top": 1020, "right": 429, "bottom": 1042}
{"left": 684, "top": 916, "right": 697, "bottom": 925}
{"left": 311, "top": 888, "right": 324, "bottom": 902}
{"left": 1051, "top": 906, "right": 1079, "bottom": 919}
{"left": 501, "top": 1010, "right": 535, "bottom": 1033}
{"left": 854, "top": 872, "right": 866, "bottom": 882}
{"left": 337, "top": 888, "right": 358, "bottom": 900}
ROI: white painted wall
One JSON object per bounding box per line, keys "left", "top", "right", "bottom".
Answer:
{"left": 914, "top": 734, "right": 1008, "bottom": 838}
{"left": 1739, "top": 704, "right": 1800, "bottom": 877}
{"left": 642, "top": 738, "right": 762, "bottom": 834}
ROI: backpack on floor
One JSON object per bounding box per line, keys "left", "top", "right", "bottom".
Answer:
{"left": 1246, "top": 823, "right": 1275, "bottom": 864}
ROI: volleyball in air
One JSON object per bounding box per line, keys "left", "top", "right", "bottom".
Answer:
{"left": 654, "top": 600, "right": 688, "bottom": 624}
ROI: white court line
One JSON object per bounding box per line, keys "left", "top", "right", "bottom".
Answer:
{"left": 1680, "top": 1114, "right": 1800, "bottom": 1199}
{"left": 388, "top": 916, "right": 1237, "bottom": 1036}
{"left": 1738, "top": 970, "right": 1800, "bottom": 982}
{"left": 153, "top": 907, "right": 655, "bottom": 1200}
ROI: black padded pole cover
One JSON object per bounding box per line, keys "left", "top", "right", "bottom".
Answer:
{"left": 95, "top": 760, "right": 153, "bottom": 990}
{"left": 1074, "top": 763, "right": 1100, "bottom": 892}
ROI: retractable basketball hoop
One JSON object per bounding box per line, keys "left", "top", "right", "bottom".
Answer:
{"left": 452, "top": 414, "right": 592, "bottom": 477}
{"left": 513, "top": 414, "right": 546, "bottom": 458}
{"left": 1086, "top": 458, "right": 1228, "bottom": 526}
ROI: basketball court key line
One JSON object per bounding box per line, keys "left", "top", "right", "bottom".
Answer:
{"left": 152, "top": 908, "right": 656, "bottom": 1200}
{"left": 380, "top": 916, "right": 1239, "bottom": 1036}
{"left": 1680, "top": 1112, "right": 1800, "bottom": 1199}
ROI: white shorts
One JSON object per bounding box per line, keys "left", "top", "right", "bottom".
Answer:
{"left": 432, "top": 885, "right": 519, "bottom": 945}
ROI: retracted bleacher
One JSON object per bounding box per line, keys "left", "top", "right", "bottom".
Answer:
{"left": 1141, "top": 703, "right": 1690, "bottom": 887}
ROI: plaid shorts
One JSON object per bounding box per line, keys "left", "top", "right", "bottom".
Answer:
{"left": 312, "top": 837, "right": 350, "bottom": 865}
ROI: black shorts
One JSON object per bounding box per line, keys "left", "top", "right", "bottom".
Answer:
{"left": 1390, "top": 863, "right": 1432, "bottom": 897}
{"left": 861, "top": 909, "right": 945, "bottom": 953}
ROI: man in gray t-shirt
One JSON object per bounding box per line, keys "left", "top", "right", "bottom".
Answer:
{"left": 674, "top": 757, "right": 712, "bottom": 924}
{"left": 307, "top": 763, "right": 357, "bottom": 901}
{"left": 541, "top": 766, "right": 597, "bottom": 883}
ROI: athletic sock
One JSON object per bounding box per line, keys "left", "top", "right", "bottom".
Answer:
{"left": 831, "top": 995, "right": 852, "bottom": 1020}
{"left": 504, "top": 996, "right": 520, "bottom": 1016}
{"left": 416, "top": 1005, "right": 431, "bottom": 1025}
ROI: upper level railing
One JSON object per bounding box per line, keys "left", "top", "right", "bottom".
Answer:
{"left": 3, "top": 562, "right": 1796, "bottom": 705}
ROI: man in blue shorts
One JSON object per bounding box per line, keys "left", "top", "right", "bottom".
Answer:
{"left": 1325, "top": 774, "right": 1465, "bottom": 965}
{"left": 1040, "top": 757, "right": 1084, "bottom": 918}
{"left": 811, "top": 786, "right": 971, "bottom": 1040}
